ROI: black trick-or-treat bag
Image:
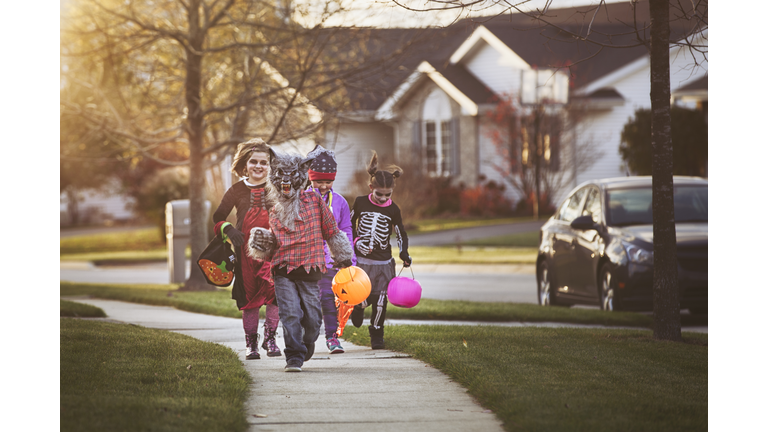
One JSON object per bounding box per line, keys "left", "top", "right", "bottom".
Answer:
{"left": 197, "top": 223, "right": 237, "bottom": 287}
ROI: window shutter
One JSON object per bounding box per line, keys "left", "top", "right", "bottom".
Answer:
{"left": 550, "top": 132, "right": 560, "bottom": 172}
{"left": 450, "top": 117, "right": 460, "bottom": 176}
{"left": 412, "top": 120, "right": 422, "bottom": 163}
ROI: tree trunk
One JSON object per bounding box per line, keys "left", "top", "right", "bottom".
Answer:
{"left": 649, "top": 0, "right": 681, "bottom": 341}
{"left": 181, "top": 0, "right": 214, "bottom": 291}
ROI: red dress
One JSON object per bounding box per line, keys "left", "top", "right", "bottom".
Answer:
{"left": 237, "top": 187, "right": 276, "bottom": 310}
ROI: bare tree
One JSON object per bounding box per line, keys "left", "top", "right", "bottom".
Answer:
{"left": 392, "top": 0, "right": 707, "bottom": 341}
{"left": 484, "top": 93, "right": 602, "bottom": 217}
{"left": 61, "top": 0, "right": 430, "bottom": 290}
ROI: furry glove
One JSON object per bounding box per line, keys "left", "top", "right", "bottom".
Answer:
{"left": 247, "top": 227, "right": 276, "bottom": 260}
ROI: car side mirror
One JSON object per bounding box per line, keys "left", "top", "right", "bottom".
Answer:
{"left": 570, "top": 215, "right": 596, "bottom": 231}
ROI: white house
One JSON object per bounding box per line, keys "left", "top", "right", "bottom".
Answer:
{"left": 322, "top": 1, "right": 708, "bottom": 206}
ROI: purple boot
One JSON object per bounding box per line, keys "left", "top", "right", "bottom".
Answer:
{"left": 261, "top": 324, "right": 282, "bottom": 357}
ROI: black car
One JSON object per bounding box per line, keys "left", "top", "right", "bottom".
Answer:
{"left": 536, "top": 176, "right": 707, "bottom": 314}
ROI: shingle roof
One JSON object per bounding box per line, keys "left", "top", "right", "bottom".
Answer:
{"left": 311, "top": 1, "right": 706, "bottom": 111}
{"left": 676, "top": 74, "right": 707, "bottom": 92}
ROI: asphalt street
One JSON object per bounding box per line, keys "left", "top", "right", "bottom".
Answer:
{"left": 60, "top": 261, "right": 539, "bottom": 304}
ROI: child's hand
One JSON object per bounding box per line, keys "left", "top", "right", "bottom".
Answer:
{"left": 355, "top": 239, "right": 372, "bottom": 255}
{"left": 399, "top": 251, "right": 412, "bottom": 267}
{"left": 223, "top": 225, "right": 245, "bottom": 247}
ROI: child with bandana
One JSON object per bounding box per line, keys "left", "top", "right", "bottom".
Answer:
{"left": 306, "top": 145, "right": 357, "bottom": 354}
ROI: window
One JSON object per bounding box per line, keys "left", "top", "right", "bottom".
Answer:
{"left": 422, "top": 89, "right": 456, "bottom": 176}
{"left": 582, "top": 188, "right": 602, "bottom": 223}
{"left": 557, "top": 188, "right": 587, "bottom": 223}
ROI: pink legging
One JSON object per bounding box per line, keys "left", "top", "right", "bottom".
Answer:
{"left": 242, "top": 303, "right": 279, "bottom": 335}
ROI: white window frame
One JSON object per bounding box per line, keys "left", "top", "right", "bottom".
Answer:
{"left": 422, "top": 89, "right": 452, "bottom": 177}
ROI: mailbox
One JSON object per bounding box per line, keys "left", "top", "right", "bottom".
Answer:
{"left": 165, "top": 199, "right": 211, "bottom": 283}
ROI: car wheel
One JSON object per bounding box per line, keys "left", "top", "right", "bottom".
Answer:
{"left": 537, "top": 261, "right": 551, "bottom": 306}
{"left": 599, "top": 264, "right": 615, "bottom": 312}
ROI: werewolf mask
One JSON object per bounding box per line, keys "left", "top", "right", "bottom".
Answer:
{"left": 247, "top": 146, "right": 354, "bottom": 267}
{"left": 268, "top": 147, "right": 315, "bottom": 200}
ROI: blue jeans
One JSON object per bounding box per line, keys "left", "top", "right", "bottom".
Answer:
{"left": 318, "top": 269, "right": 339, "bottom": 339}
{"left": 273, "top": 275, "right": 322, "bottom": 365}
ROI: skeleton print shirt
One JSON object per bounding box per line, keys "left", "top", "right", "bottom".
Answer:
{"left": 350, "top": 194, "right": 410, "bottom": 262}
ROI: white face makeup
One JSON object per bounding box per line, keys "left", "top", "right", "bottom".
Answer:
{"left": 311, "top": 180, "right": 334, "bottom": 196}
{"left": 246, "top": 152, "right": 269, "bottom": 183}
{"left": 369, "top": 186, "right": 393, "bottom": 204}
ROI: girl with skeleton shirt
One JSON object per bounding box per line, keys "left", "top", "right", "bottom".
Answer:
{"left": 349, "top": 151, "right": 412, "bottom": 349}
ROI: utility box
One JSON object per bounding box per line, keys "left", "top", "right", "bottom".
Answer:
{"left": 165, "top": 199, "right": 211, "bottom": 283}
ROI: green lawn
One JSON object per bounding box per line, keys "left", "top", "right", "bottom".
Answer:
{"left": 61, "top": 319, "right": 250, "bottom": 432}
{"left": 61, "top": 299, "right": 107, "bottom": 318}
{"left": 60, "top": 282, "right": 654, "bottom": 328}
{"left": 401, "top": 245, "right": 537, "bottom": 264}
{"left": 409, "top": 216, "right": 536, "bottom": 233}
{"left": 343, "top": 325, "right": 708, "bottom": 432}
{"left": 61, "top": 228, "right": 165, "bottom": 254}
{"left": 462, "top": 230, "right": 541, "bottom": 247}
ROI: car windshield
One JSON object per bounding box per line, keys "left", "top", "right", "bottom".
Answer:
{"left": 606, "top": 185, "right": 708, "bottom": 227}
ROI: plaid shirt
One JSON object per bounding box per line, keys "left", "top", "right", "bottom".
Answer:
{"left": 270, "top": 190, "right": 341, "bottom": 273}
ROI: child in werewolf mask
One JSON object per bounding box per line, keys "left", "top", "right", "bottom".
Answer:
{"left": 248, "top": 146, "right": 353, "bottom": 373}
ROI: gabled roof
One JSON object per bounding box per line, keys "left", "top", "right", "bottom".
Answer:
{"left": 307, "top": 1, "right": 706, "bottom": 114}
{"left": 375, "top": 61, "right": 495, "bottom": 120}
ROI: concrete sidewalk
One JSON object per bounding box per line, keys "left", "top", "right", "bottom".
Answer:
{"left": 64, "top": 297, "right": 505, "bottom": 432}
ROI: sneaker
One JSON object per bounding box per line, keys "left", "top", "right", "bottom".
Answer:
{"left": 326, "top": 336, "right": 345, "bottom": 354}
{"left": 285, "top": 359, "right": 302, "bottom": 372}
{"left": 351, "top": 306, "right": 364, "bottom": 328}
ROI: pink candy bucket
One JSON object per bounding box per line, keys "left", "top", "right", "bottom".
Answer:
{"left": 387, "top": 267, "right": 422, "bottom": 308}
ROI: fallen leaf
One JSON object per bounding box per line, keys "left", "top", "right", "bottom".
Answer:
{"left": 447, "top": 409, "right": 463, "bottom": 412}
{"left": 482, "top": 410, "right": 493, "bottom": 413}
{"left": 186, "top": 365, "right": 192, "bottom": 370}
{"left": 565, "top": 404, "right": 569, "bottom": 408}
{"left": 462, "top": 339, "right": 468, "bottom": 348}
{"left": 253, "top": 414, "right": 267, "bottom": 418}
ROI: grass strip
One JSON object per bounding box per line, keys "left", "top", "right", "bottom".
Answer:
{"left": 61, "top": 299, "right": 107, "bottom": 318}
{"left": 60, "top": 228, "right": 166, "bottom": 254}
{"left": 60, "top": 249, "right": 178, "bottom": 264}
{"left": 61, "top": 282, "right": 245, "bottom": 319}
{"left": 381, "top": 298, "right": 652, "bottom": 328}
{"left": 409, "top": 216, "right": 535, "bottom": 233}
{"left": 343, "top": 325, "right": 707, "bottom": 432}
{"left": 461, "top": 230, "right": 541, "bottom": 247}
{"left": 60, "top": 282, "right": 653, "bottom": 328}
{"left": 61, "top": 319, "right": 250, "bottom": 432}
{"left": 399, "top": 246, "right": 537, "bottom": 264}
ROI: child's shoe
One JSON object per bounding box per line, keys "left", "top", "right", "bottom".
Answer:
{"left": 245, "top": 334, "right": 261, "bottom": 360}
{"left": 351, "top": 306, "right": 364, "bottom": 328}
{"left": 368, "top": 325, "right": 385, "bottom": 350}
{"left": 261, "top": 325, "right": 282, "bottom": 357}
{"left": 326, "top": 335, "right": 345, "bottom": 354}
{"left": 285, "top": 358, "right": 302, "bottom": 372}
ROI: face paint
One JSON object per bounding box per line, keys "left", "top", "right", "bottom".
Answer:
{"left": 369, "top": 186, "right": 393, "bottom": 205}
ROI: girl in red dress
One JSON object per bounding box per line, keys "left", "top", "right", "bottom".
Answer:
{"left": 213, "top": 139, "right": 281, "bottom": 360}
